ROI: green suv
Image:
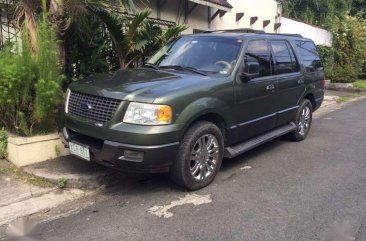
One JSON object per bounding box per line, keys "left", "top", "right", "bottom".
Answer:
{"left": 63, "top": 30, "right": 325, "bottom": 190}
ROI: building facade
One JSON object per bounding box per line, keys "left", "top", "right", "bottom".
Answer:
{"left": 148, "top": 0, "right": 282, "bottom": 34}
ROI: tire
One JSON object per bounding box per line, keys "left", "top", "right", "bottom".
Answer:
{"left": 170, "top": 121, "right": 224, "bottom": 190}
{"left": 288, "top": 99, "right": 313, "bottom": 142}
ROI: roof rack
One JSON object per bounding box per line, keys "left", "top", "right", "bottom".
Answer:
{"left": 203, "top": 28, "right": 265, "bottom": 34}
{"left": 203, "top": 28, "right": 303, "bottom": 38}
{"left": 263, "top": 32, "right": 304, "bottom": 38}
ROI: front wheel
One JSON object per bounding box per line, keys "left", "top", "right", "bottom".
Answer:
{"left": 170, "top": 121, "right": 224, "bottom": 190}
{"left": 288, "top": 99, "right": 313, "bottom": 141}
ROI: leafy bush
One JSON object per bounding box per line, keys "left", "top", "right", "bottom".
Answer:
{"left": 0, "top": 128, "right": 7, "bottom": 158}
{"left": 328, "top": 15, "right": 366, "bottom": 83}
{"left": 0, "top": 15, "right": 62, "bottom": 136}
{"left": 317, "top": 46, "right": 334, "bottom": 79}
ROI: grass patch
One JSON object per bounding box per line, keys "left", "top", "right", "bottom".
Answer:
{"left": 0, "top": 166, "right": 54, "bottom": 188}
{"left": 336, "top": 96, "right": 351, "bottom": 104}
{"left": 0, "top": 128, "right": 7, "bottom": 158}
{"left": 353, "top": 80, "right": 366, "bottom": 90}
{"left": 57, "top": 177, "right": 67, "bottom": 189}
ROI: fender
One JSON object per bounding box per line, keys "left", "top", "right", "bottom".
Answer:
{"left": 175, "top": 97, "right": 232, "bottom": 137}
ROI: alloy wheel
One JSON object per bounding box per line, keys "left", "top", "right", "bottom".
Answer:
{"left": 190, "top": 134, "right": 219, "bottom": 181}
{"left": 298, "top": 105, "right": 311, "bottom": 136}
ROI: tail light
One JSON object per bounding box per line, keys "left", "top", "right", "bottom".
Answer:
{"left": 320, "top": 74, "right": 326, "bottom": 89}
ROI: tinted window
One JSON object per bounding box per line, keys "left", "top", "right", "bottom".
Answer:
{"left": 295, "top": 40, "right": 323, "bottom": 72}
{"left": 245, "top": 40, "right": 272, "bottom": 77}
{"left": 271, "top": 40, "right": 299, "bottom": 74}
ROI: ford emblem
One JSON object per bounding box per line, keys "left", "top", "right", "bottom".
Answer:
{"left": 80, "top": 103, "right": 93, "bottom": 111}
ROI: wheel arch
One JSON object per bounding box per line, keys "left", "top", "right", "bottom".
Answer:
{"left": 180, "top": 112, "right": 228, "bottom": 145}
{"left": 303, "top": 93, "right": 316, "bottom": 111}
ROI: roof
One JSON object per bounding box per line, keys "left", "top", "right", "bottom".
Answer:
{"left": 204, "top": 0, "right": 233, "bottom": 9}
{"left": 189, "top": 31, "right": 310, "bottom": 41}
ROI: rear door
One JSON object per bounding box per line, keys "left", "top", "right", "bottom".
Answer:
{"left": 230, "top": 39, "right": 278, "bottom": 145}
{"left": 269, "top": 40, "right": 305, "bottom": 126}
{"left": 295, "top": 40, "right": 325, "bottom": 105}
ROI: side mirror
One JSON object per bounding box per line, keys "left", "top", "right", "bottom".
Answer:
{"left": 240, "top": 72, "right": 260, "bottom": 82}
{"left": 241, "top": 62, "right": 260, "bottom": 82}
{"left": 143, "top": 56, "right": 150, "bottom": 64}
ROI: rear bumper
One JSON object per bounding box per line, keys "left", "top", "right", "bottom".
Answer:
{"left": 62, "top": 127, "right": 179, "bottom": 173}
{"left": 315, "top": 97, "right": 324, "bottom": 111}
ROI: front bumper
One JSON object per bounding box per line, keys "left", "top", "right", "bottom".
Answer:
{"left": 62, "top": 127, "right": 180, "bottom": 173}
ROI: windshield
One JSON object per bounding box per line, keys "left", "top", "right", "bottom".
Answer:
{"left": 148, "top": 36, "right": 243, "bottom": 75}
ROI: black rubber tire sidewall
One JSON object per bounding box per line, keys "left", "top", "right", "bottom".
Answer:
{"left": 170, "top": 121, "right": 224, "bottom": 190}
{"left": 288, "top": 99, "right": 313, "bottom": 142}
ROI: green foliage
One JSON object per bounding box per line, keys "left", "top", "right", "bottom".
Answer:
{"left": 0, "top": 36, "right": 35, "bottom": 135}
{"left": 336, "top": 96, "right": 350, "bottom": 103}
{"left": 94, "top": 8, "right": 187, "bottom": 69}
{"left": 353, "top": 80, "right": 366, "bottom": 89}
{"left": 0, "top": 128, "right": 7, "bottom": 158}
{"left": 282, "top": 0, "right": 352, "bottom": 26}
{"left": 317, "top": 46, "right": 334, "bottom": 78}
{"left": 0, "top": 14, "right": 62, "bottom": 136}
{"left": 55, "top": 144, "right": 61, "bottom": 156}
{"left": 58, "top": 177, "right": 67, "bottom": 189}
{"left": 329, "top": 16, "right": 366, "bottom": 83}
{"left": 33, "top": 17, "right": 64, "bottom": 121}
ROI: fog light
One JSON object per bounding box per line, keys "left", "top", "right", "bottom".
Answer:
{"left": 118, "top": 150, "right": 144, "bottom": 162}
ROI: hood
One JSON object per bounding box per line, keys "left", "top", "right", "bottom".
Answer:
{"left": 69, "top": 68, "right": 210, "bottom": 103}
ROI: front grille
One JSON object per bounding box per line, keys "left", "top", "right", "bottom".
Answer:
{"left": 67, "top": 91, "right": 121, "bottom": 124}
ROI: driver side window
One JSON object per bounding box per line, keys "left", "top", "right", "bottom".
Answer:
{"left": 245, "top": 40, "right": 273, "bottom": 78}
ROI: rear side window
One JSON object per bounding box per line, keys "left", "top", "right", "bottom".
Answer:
{"left": 270, "top": 40, "right": 299, "bottom": 74}
{"left": 295, "top": 41, "right": 323, "bottom": 72}
{"left": 245, "top": 40, "right": 272, "bottom": 77}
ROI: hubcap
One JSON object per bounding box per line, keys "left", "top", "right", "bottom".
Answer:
{"left": 298, "top": 106, "right": 311, "bottom": 136}
{"left": 190, "top": 134, "right": 219, "bottom": 181}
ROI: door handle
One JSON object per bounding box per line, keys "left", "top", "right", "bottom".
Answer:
{"left": 266, "top": 84, "right": 275, "bottom": 91}
{"left": 298, "top": 78, "right": 305, "bottom": 84}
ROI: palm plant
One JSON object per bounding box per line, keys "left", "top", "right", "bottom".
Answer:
{"left": 14, "top": 0, "right": 147, "bottom": 62}
{"left": 14, "top": 0, "right": 186, "bottom": 71}
{"left": 14, "top": 0, "right": 42, "bottom": 52}
{"left": 97, "top": 9, "right": 187, "bottom": 69}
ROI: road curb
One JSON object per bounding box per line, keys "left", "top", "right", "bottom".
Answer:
{"left": 21, "top": 156, "right": 118, "bottom": 189}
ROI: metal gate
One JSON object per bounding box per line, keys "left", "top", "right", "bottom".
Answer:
{"left": 0, "top": 0, "right": 17, "bottom": 50}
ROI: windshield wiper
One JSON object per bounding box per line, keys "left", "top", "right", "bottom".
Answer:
{"left": 143, "top": 63, "right": 159, "bottom": 70}
{"left": 159, "top": 65, "right": 208, "bottom": 76}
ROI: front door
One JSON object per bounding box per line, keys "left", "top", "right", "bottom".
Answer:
{"left": 229, "top": 39, "right": 278, "bottom": 145}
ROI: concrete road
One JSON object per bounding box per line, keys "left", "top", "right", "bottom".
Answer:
{"left": 34, "top": 98, "right": 366, "bottom": 241}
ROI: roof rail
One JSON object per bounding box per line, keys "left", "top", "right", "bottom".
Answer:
{"left": 203, "top": 28, "right": 265, "bottom": 34}
{"left": 263, "top": 33, "right": 304, "bottom": 38}
{"left": 203, "top": 28, "right": 304, "bottom": 38}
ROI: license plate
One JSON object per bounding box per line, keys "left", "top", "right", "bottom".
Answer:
{"left": 69, "top": 142, "right": 90, "bottom": 161}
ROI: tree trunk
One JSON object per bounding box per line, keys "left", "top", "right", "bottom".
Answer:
{"left": 24, "top": 11, "right": 38, "bottom": 53}
{"left": 49, "top": 0, "right": 66, "bottom": 71}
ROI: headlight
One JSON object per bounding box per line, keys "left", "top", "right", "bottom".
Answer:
{"left": 65, "top": 88, "right": 71, "bottom": 114}
{"left": 123, "top": 102, "right": 172, "bottom": 125}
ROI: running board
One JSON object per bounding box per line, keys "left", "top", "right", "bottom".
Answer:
{"left": 224, "top": 122, "right": 297, "bottom": 159}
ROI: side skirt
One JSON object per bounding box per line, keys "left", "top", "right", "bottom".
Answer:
{"left": 224, "top": 122, "right": 297, "bottom": 159}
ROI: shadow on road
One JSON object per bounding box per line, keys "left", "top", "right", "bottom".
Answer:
{"left": 97, "top": 137, "right": 289, "bottom": 197}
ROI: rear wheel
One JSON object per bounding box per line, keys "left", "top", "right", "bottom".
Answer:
{"left": 288, "top": 99, "right": 313, "bottom": 141}
{"left": 170, "top": 121, "right": 224, "bottom": 190}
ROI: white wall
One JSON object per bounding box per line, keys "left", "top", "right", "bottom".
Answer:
{"left": 212, "top": 0, "right": 280, "bottom": 33}
{"left": 149, "top": 0, "right": 280, "bottom": 34}
{"left": 149, "top": 0, "right": 212, "bottom": 34}
{"left": 279, "top": 17, "right": 332, "bottom": 47}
